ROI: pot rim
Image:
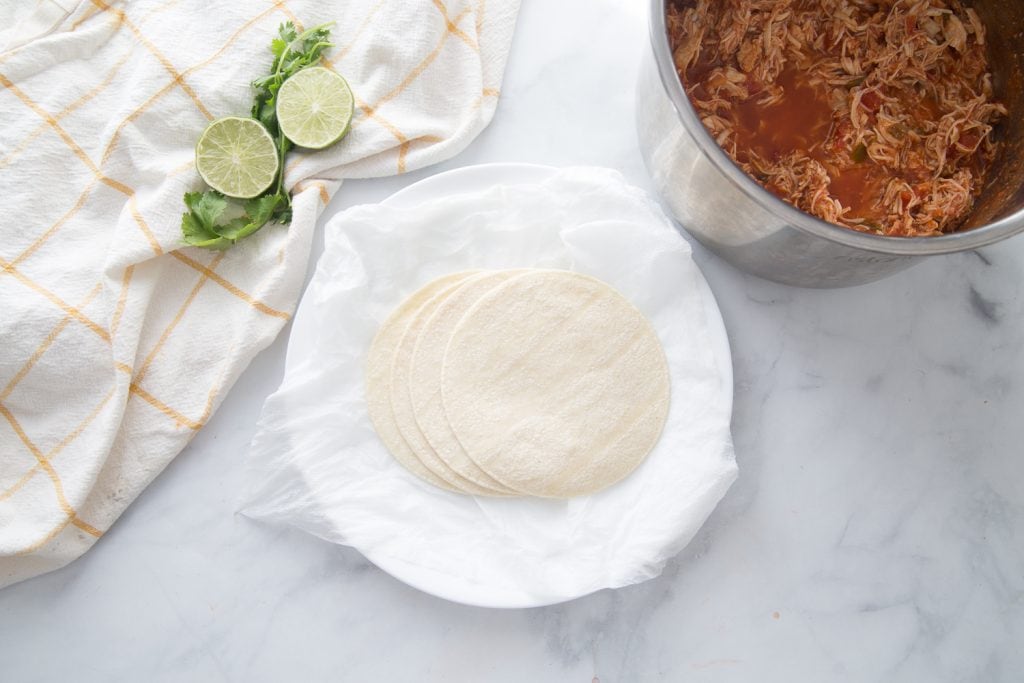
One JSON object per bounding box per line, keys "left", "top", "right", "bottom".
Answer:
{"left": 649, "top": 0, "right": 1024, "bottom": 255}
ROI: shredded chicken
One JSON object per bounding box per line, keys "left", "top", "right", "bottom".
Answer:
{"left": 668, "top": 0, "right": 1006, "bottom": 237}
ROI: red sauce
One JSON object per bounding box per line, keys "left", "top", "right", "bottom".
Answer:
{"left": 829, "top": 165, "right": 886, "bottom": 220}
{"left": 733, "top": 69, "right": 833, "bottom": 163}
{"left": 730, "top": 67, "right": 888, "bottom": 222}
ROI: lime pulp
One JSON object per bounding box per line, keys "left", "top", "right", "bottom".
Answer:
{"left": 195, "top": 116, "right": 278, "bottom": 199}
{"left": 276, "top": 66, "right": 354, "bottom": 149}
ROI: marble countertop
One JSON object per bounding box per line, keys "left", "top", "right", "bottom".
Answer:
{"left": 2, "top": 1, "right": 1023, "bottom": 681}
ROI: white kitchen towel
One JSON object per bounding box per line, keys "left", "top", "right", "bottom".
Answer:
{"left": 0, "top": 0, "right": 519, "bottom": 588}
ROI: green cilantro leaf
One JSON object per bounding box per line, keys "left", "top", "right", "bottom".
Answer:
{"left": 182, "top": 212, "right": 230, "bottom": 249}
{"left": 211, "top": 195, "right": 282, "bottom": 241}
{"left": 271, "top": 37, "right": 288, "bottom": 60}
{"left": 245, "top": 194, "right": 281, "bottom": 226}
{"left": 207, "top": 217, "right": 247, "bottom": 240}
{"left": 184, "top": 191, "right": 227, "bottom": 230}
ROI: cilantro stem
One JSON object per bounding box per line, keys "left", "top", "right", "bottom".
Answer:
{"left": 275, "top": 135, "right": 289, "bottom": 207}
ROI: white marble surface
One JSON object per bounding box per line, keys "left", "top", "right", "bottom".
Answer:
{"left": 2, "top": 0, "right": 1024, "bottom": 680}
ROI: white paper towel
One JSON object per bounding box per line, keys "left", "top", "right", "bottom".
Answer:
{"left": 240, "top": 166, "right": 737, "bottom": 607}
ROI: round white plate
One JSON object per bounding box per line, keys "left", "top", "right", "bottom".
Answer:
{"left": 281, "top": 163, "right": 734, "bottom": 608}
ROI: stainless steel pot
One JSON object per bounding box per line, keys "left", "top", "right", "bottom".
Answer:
{"left": 637, "top": 0, "right": 1024, "bottom": 288}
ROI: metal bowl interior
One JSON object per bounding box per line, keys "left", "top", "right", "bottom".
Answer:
{"left": 651, "top": 0, "right": 1024, "bottom": 255}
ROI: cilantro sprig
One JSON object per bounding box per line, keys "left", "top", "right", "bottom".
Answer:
{"left": 181, "top": 21, "right": 335, "bottom": 250}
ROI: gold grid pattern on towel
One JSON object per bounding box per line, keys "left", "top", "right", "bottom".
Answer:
{"left": 0, "top": 0, "right": 500, "bottom": 555}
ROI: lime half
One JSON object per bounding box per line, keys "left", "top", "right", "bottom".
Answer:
{"left": 195, "top": 116, "right": 278, "bottom": 199}
{"left": 276, "top": 66, "right": 354, "bottom": 149}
